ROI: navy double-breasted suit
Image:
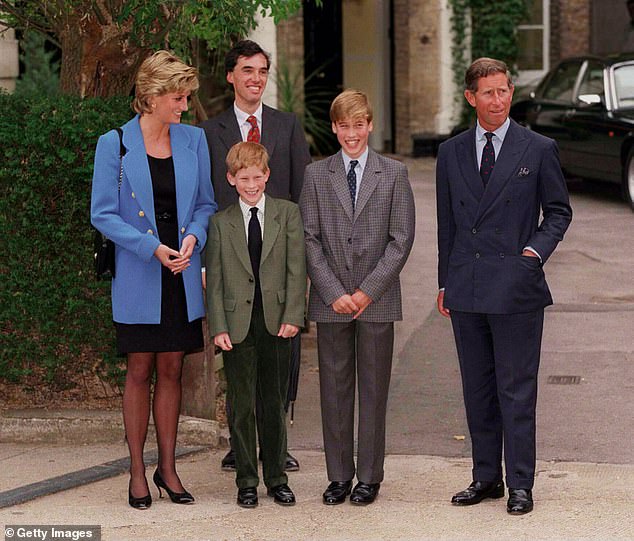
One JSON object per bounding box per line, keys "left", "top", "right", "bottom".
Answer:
{"left": 437, "top": 120, "right": 572, "bottom": 314}
{"left": 436, "top": 119, "right": 572, "bottom": 489}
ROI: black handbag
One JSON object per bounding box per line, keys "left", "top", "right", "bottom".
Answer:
{"left": 94, "top": 127, "right": 126, "bottom": 280}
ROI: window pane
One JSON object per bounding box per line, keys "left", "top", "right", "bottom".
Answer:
{"left": 523, "top": 0, "right": 543, "bottom": 24}
{"left": 542, "top": 62, "right": 581, "bottom": 102}
{"left": 614, "top": 64, "right": 634, "bottom": 107}
{"left": 517, "top": 29, "right": 544, "bottom": 71}
{"left": 531, "top": 0, "right": 543, "bottom": 24}
{"left": 577, "top": 62, "right": 604, "bottom": 97}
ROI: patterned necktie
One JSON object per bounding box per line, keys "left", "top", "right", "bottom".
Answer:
{"left": 479, "top": 132, "right": 495, "bottom": 186}
{"left": 347, "top": 160, "right": 359, "bottom": 208}
{"left": 248, "top": 207, "right": 262, "bottom": 306}
{"left": 246, "top": 115, "right": 260, "bottom": 143}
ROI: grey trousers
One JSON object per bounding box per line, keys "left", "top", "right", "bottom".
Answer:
{"left": 317, "top": 320, "right": 394, "bottom": 484}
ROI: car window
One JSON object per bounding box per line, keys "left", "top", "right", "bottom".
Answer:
{"left": 541, "top": 62, "right": 582, "bottom": 102}
{"left": 576, "top": 62, "right": 604, "bottom": 98}
{"left": 614, "top": 64, "right": 634, "bottom": 107}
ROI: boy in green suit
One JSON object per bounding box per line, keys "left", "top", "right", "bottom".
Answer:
{"left": 206, "top": 141, "right": 306, "bottom": 508}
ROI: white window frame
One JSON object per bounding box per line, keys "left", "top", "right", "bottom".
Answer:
{"left": 516, "top": 0, "right": 550, "bottom": 87}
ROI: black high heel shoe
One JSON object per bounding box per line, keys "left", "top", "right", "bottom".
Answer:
{"left": 128, "top": 484, "right": 152, "bottom": 510}
{"left": 152, "top": 469, "right": 195, "bottom": 504}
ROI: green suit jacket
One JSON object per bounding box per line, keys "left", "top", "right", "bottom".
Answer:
{"left": 206, "top": 196, "right": 307, "bottom": 344}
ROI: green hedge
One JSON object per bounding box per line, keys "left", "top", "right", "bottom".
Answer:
{"left": 0, "top": 92, "right": 132, "bottom": 385}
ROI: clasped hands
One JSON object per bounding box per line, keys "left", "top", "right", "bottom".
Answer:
{"left": 154, "top": 234, "right": 197, "bottom": 275}
{"left": 332, "top": 289, "right": 372, "bottom": 319}
{"left": 214, "top": 323, "right": 300, "bottom": 352}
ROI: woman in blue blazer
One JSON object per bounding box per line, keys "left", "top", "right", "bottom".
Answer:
{"left": 91, "top": 51, "right": 216, "bottom": 509}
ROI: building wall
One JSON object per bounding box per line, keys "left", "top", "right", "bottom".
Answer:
{"left": 250, "top": 13, "right": 278, "bottom": 107}
{"left": 557, "top": 0, "right": 590, "bottom": 58}
{"left": 393, "top": 0, "right": 446, "bottom": 154}
{"left": 0, "top": 25, "right": 19, "bottom": 92}
{"left": 341, "top": 0, "right": 390, "bottom": 151}
{"left": 393, "top": 0, "right": 411, "bottom": 154}
{"left": 277, "top": 10, "right": 306, "bottom": 114}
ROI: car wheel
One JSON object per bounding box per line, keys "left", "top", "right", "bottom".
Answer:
{"left": 623, "top": 148, "right": 634, "bottom": 211}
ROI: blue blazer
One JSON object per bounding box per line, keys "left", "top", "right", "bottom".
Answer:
{"left": 91, "top": 115, "right": 217, "bottom": 324}
{"left": 436, "top": 119, "right": 572, "bottom": 314}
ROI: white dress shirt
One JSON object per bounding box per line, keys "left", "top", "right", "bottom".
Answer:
{"left": 234, "top": 103, "right": 263, "bottom": 142}
{"left": 238, "top": 193, "right": 265, "bottom": 242}
{"left": 475, "top": 117, "right": 510, "bottom": 169}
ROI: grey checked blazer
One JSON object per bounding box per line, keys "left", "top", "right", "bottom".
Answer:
{"left": 299, "top": 149, "right": 415, "bottom": 323}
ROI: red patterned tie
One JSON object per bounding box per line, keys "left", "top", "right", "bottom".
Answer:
{"left": 246, "top": 115, "right": 260, "bottom": 143}
{"left": 479, "top": 132, "right": 495, "bottom": 186}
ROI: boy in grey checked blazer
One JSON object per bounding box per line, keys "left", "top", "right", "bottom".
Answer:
{"left": 299, "top": 90, "right": 415, "bottom": 506}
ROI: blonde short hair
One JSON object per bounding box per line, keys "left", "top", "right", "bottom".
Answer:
{"left": 330, "top": 89, "right": 373, "bottom": 123}
{"left": 132, "top": 50, "right": 199, "bottom": 115}
{"left": 226, "top": 142, "right": 270, "bottom": 176}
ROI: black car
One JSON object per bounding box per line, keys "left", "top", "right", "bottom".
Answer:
{"left": 510, "top": 54, "right": 634, "bottom": 210}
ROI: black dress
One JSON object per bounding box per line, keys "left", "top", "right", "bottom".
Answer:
{"left": 115, "top": 155, "right": 204, "bottom": 354}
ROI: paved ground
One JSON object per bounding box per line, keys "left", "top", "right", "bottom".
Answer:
{"left": 1, "top": 157, "right": 634, "bottom": 540}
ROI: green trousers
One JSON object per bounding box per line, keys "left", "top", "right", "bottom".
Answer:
{"left": 223, "top": 305, "right": 290, "bottom": 489}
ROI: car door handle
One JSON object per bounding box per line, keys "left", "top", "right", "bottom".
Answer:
{"left": 564, "top": 108, "right": 576, "bottom": 119}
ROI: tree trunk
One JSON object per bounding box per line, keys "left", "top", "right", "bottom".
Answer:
{"left": 57, "top": 9, "right": 149, "bottom": 97}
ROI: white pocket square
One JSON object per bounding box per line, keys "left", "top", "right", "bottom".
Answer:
{"left": 518, "top": 167, "right": 530, "bottom": 177}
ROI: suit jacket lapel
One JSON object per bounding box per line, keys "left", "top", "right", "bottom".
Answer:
{"left": 121, "top": 117, "right": 157, "bottom": 232}
{"left": 226, "top": 204, "right": 253, "bottom": 276}
{"left": 475, "top": 120, "right": 529, "bottom": 224}
{"left": 217, "top": 108, "right": 242, "bottom": 153}
{"left": 355, "top": 149, "right": 381, "bottom": 218}
{"left": 457, "top": 128, "right": 485, "bottom": 201}
{"left": 170, "top": 124, "right": 197, "bottom": 233}
{"left": 261, "top": 196, "right": 281, "bottom": 264}
{"left": 261, "top": 105, "right": 279, "bottom": 157}
{"left": 329, "top": 151, "right": 354, "bottom": 221}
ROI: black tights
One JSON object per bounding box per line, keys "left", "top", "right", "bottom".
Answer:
{"left": 123, "top": 351, "right": 185, "bottom": 498}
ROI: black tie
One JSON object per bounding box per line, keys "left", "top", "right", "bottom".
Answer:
{"left": 480, "top": 132, "right": 496, "bottom": 185}
{"left": 248, "top": 207, "right": 262, "bottom": 306}
{"left": 347, "top": 160, "right": 359, "bottom": 208}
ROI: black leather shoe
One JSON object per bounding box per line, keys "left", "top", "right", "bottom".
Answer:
{"left": 350, "top": 482, "right": 380, "bottom": 505}
{"left": 451, "top": 480, "right": 505, "bottom": 505}
{"left": 285, "top": 452, "right": 300, "bottom": 472}
{"left": 237, "top": 487, "right": 258, "bottom": 508}
{"left": 221, "top": 449, "right": 236, "bottom": 471}
{"left": 267, "top": 483, "right": 296, "bottom": 506}
{"left": 507, "top": 488, "right": 533, "bottom": 515}
{"left": 128, "top": 485, "right": 152, "bottom": 510}
{"left": 152, "top": 470, "right": 194, "bottom": 504}
{"left": 323, "top": 480, "right": 353, "bottom": 505}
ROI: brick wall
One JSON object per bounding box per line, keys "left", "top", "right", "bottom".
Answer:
{"left": 557, "top": 0, "right": 591, "bottom": 58}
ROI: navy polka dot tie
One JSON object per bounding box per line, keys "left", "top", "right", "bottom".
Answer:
{"left": 480, "top": 132, "right": 495, "bottom": 186}
{"left": 347, "top": 160, "right": 358, "bottom": 208}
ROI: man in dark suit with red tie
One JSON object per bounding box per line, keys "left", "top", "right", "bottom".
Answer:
{"left": 200, "top": 40, "right": 311, "bottom": 472}
{"left": 435, "top": 57, "right": 572, "bottom": 515}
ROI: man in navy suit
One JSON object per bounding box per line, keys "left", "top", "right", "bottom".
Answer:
{"left": 436, "top": 57, "right": 572, "bottom": 515}
{"left": 200, "top": 40, "right": 311, "bottom": 473}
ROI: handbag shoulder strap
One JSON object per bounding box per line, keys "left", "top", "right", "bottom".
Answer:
{"left": 115, "top": 127, "right": 126, "bottom": 191}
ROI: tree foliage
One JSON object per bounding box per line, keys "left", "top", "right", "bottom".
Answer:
{"left": 0, "top": 1, "right": 306, "bottom": 97}
{"left": 448, "top": 0, "right": 531, "bottom": 126}
{"left": 0, "top": 91, "right": 132, "bottom": 385}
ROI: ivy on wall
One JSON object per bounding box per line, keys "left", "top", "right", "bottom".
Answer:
{"left": 448, "top": 0, "right": 531, "bottom": 126}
